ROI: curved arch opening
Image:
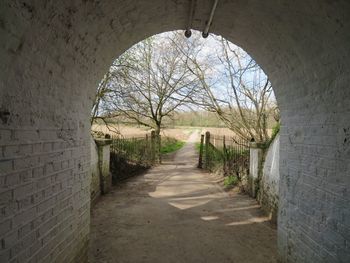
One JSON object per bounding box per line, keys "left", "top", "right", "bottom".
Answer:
{"left": 89, "top": 30, "right": 280, "bottom": 262}
{"left": 92, "top": 30, "right": 278, "bottom": 143}
{"left": 1, "top": 1, "right": 349, "bottom": 262}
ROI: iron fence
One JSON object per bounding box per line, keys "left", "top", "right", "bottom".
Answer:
{"left": 110, "top": 132, "right": 160, "bottom": 182}
{"left": 198, "top": 132, "right": 250, "bottom": 179}
{"left": 110, "top": 135, "right": 154, "bottom": 165}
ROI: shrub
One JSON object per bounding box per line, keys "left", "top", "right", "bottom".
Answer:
{"left": 263, "top": 122, "right": 280, "bottom": 149}
{"left": 271, "top": 122, "right": 280, "bottom": 140}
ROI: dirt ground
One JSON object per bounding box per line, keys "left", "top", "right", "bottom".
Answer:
{"left": 89, "top": 131, "right": 278, "bottom": 263}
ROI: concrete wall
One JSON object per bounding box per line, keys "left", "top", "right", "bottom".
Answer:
{"left": 248, "top": 143, "right": 263, "bottom": 198}
{"left": 0, "top": 1, "right": 349, "bottom": 262}
{"left": 90, "top": 137, "right": 112, "bottom": 206}
{"left": 95, "top": 139, "right": 112, "bottom": 195}
{"left": 259, "top": 135, "right": 280, "bottom": 223}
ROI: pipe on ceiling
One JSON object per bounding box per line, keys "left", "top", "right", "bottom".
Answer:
{"left": 202, "top": 0, "right": 219, "bottom": 38}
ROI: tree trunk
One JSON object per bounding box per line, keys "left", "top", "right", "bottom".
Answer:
{"left": 155, "top": 125, "right": 161, "bottom": 136}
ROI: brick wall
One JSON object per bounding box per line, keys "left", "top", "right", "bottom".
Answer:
{"left": 0, "top": 1, "right": 349, "bottom": 262}
{"left": 0, "top": 2, "right": 94, "bottom": 261}
{"left": 277, "top": 71, "right": 350, "bottom": 262}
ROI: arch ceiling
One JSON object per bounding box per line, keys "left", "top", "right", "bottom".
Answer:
{"left": 0, "top": 1, "right": 349, "bottom": 262}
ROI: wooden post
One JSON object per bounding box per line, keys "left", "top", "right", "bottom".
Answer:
{"left": 158, "top": 134, "right": 162, "bottom": 164}
{"left": 205, "top": 131, "right": 210, "bottom": 169}
{"left": 223, "top": 135, "right": 226, "bottom": 174}
{"left": 145, "top": 134, "right": 149, "bottom": 164}
{"left": 198, "top": 134, "right": 204, "bottom": 168}
{"left": 151, "top": 131, "right": 156, "bottom": 164}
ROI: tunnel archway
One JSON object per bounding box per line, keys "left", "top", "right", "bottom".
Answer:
{"left": 0, "top": 1, "right": 349, "bottom": 262}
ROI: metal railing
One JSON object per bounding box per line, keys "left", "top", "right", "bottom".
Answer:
{"left": 110, "top": 131, "right": 160, "bottom": 182}
{"left": 198, "top": 131, "right": 250, "bottom": 179}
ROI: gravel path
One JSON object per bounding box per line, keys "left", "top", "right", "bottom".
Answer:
{"left": 89, "top": 131, "right": 278, "bottom": 263}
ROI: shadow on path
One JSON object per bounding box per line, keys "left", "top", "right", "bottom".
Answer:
{"left": 89, "top": 131, "right": 278, "bottom": 263}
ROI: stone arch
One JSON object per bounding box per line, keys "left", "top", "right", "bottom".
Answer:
{"left": 0, "top": 1, "right": 349, "bottom": 262}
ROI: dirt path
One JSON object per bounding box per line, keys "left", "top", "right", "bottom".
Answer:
{"left": 89, "top": 131, "right": 278, "bottom": 263}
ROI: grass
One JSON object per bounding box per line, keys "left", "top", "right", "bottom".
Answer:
{"left": 224, "top": 175, "right": 239, "bottom": 188}
{"left": 195, "top": 142, "right": 202, "bottom": 153}
{"left": 160, "top": 137, "right": 185, "bottom": 154}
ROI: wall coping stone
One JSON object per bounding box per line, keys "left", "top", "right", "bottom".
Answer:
{"left": 94, "top": 138, "right": 112, "bottom": 146}
{"left": 249, "top": 142, "right": 265, "bottom": 149}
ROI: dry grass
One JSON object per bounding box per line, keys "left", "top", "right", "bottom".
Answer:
{"left": 92, "top": 124, "right": 271, "bottom": 141}
{"left": 201, "top": 127, "right": 273, "bottom": 138}
{"left": 160, "top": 128, "right": 197, "bottom": 141}
{"left": 200, "top": 127, "right": 238, "bottom": 137}
{"left": 92, "top": 124, "right": 151, "bottom": 138}
{"left": 92, "top": 124, "right": 197, "bottom": 141}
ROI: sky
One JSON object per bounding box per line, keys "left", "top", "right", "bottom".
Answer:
{"left": 97, "top": 29, "right": 276, "bottom": 115}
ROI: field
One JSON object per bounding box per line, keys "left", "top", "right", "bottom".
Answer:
{"left": 200, "top": 127, "right": 238, "bottom": 137}
{"left": 91, "top": 124, "right": 271, "bottom": 141}
{"left": 91, "top": 124, "right": 196, "bottom": 141}
{"left": 92, "top": 124, "right": 150, "bottom": 138}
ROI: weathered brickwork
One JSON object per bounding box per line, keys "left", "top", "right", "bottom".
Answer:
{"left": 0, "top": 1, "right": 349, "bottom": 262}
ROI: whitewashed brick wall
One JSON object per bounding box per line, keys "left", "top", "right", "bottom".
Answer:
{"left": 0, "top": 1, "right": 349, "bottom": 262}
{"left": 259, "top": 135, "right": 280, "bottom": 223}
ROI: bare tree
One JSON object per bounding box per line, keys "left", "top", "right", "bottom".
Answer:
{"left": 94, "top": 33, "right": 199, "bottom": 136}
{"left": 183, "top": 36, "right": 277, "bottom": 143}
{"left": 91, "top": 72, "right": 112, "bottom": 125}
{"left": 90, "top": 57, "right": 133, "bottom": 135}
{"left": 92, "top": 31, "right": 277, "bottom": 144}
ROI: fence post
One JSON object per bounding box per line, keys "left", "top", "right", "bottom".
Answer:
{"left": 223, "top": 135, "right": 227, "bottom": 174}
{"left": 205, "top": 131, "right": 210, "bottom": 169}
{"left": 94, "top": 138, "right": 113, "bottom": 195}
{"left": 151, "top": 131, "right": 156, "bottom": 164}
{"left": 198, "top": 134, "right": 204, "bottom": 168}
{"left": 249, "top": 141, "right": 264, "bottom": 198}
{"left": 158, "top": 134, "right": 162, "bottom": 164}
{"left": 145, "top": 134, "right": 149, "bottom": 164}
